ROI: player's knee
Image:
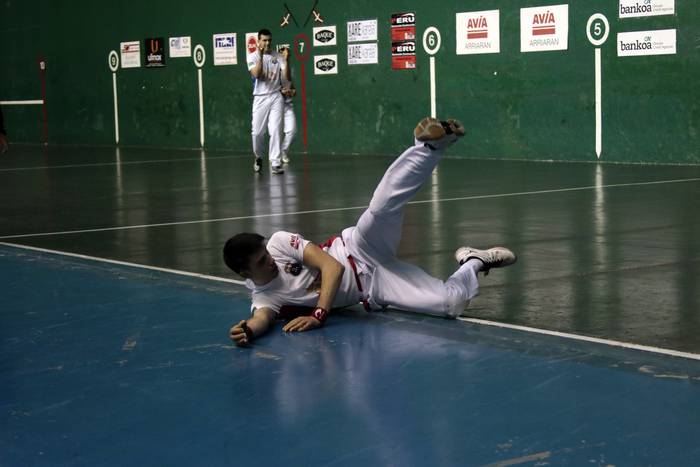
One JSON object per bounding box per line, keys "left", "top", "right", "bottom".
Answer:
{"left": 442, "top": 283, "right": 472, "bottom": 318}
{"left": 443, "top": 298, "right": 469, "bottom": 319}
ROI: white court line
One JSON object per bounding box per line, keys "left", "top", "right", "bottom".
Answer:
{"left": 458, "top": 317, "right": 700, "bottom": 361}
{"left": 0, "top": 241, "right": 246, "bottom": 286}
{"left": 1, "top": 176, "right": 699, "bottom": 240}
{"left": 2, "top": 241, "right": 698, "bottom": 362}
{"left": 0, "top": 154, "right": 248, "bottom": 172}
{"left": 0, "top": 100, "right": 44, "bottom": 105}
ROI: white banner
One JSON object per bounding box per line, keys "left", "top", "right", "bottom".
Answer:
{"left": 619, "top": 0, "right": 674, "bottom": 18}
{"left": 169, "top": 36, "right": 191, "bottom": 58}
{"left": 617, "top": 29, "right": 676, "bottom": 56}
{"left": 245, "top": 33, "right": 258, "bottom": 55}
{"left": 313, "top": 25, "right": 337, "bottom": 47}
{"left": 120, "top": 41, "right": 141, "bottom": 68}
{"left": 520, "top": 4, "right": 569, "bottom": 52}
{"left": 314, "top": 54, "right": 338, "bottom": 75}
{"left": 456, "top": 10, "right": 500, "bottom": 55}
{"left": 347, "top": 43, "right": 378, "bottom": 65}
{"left": 213, "top": 33, "right": 237, "bottom": 65}
{"left": 347, "top": 19, "right": 378, "bottom": 43}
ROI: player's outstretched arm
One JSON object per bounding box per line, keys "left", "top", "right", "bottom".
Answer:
{"left": 229, "top": 307, "right": 276, "bottom": 347}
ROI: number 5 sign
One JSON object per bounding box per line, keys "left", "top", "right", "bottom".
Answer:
{"left": 587, "top": 13, "right": 610, "bottom": 46}
{"left": 586, "top": 14, "right": 609, "bottom": 159}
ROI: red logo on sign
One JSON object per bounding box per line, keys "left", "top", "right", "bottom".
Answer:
{"left": 532, "top": 11, "right": 556, "bottom": 36}
{"left": 467, "top": 16, "right": 488, "bottom": 39}
{"left": 247, "top": 36, "right": 258, "bottom": 54}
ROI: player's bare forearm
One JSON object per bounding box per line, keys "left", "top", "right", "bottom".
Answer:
{"left": 250, "top": 47, "right": 265, "bottom": 78}
{"left": 302, "top": 243, "right": 345, "bottom": 311}
{"left": 316, "top": 260, "right": 344, "bottom": 311}
{"left": 283, "top": 60, "right": 291, "bottom": 82}
{"left": 250, "top": 61, "right": 263, "bottom": 79}
{"left": 229, "top": 307, "right": 275, "bottom": 346}
{"left": 281, "top": 48, "right": 291, "bottom": 81}
{"left": 248, "top": 308, "right": 275, "bottom": 335}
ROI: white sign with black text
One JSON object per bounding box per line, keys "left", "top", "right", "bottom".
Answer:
{"left": 213, "top": 33, "right": 237, "bottom": 65}
{"left": 347, "top": 20, "right": 378, "bottom": 43}
{"left": 169, "top": 36, "right": 192, "bottom": 58}
{"left": 617, "top": 29, "right": 676, "bottom": 56}
{"left": 619, "top": 0, "right": 674, "bottom": 18}
{"left": 347, "top": 43, "right": 378, "bottom": 65}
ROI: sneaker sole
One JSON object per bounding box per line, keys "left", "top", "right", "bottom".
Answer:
{"left": 445, "top": 119, "right": 466, "bottom": 137}
{"left": 414, "top": 118, "right": 446, "bottom": 142}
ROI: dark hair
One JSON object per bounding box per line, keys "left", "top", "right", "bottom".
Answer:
{"left": 223, "top": 233, "right": 265, "bottom": 274}
{"left": 258, "top": 29, "right": 272, "bottom": 39}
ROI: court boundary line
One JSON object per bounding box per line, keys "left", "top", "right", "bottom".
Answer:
{"left": 0, "top": 100, "right": 44, "bottom": 105}
{"left": 457, "top": 318, "right": 700, "bottom": 361}
{"left": 2, "top": 241, "right": 699, "bottom": 362}
{"left": 0, "top": 241, "right": 246, "bottom": 286}
{"left": 2, "top": 176, "right": 699, "bottom": 240}
{"left": 0, "top": 154, "right": 252, "bottom": 173}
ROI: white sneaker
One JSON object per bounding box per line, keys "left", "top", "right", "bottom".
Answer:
{"left": 282, "top": 152, "right": 290, "bottom": 164}
{"left": 455, "top": 246, "right": 517, "bottom": 275}
{"left": 253, "top": 157, "right": 262, "bottom": 173}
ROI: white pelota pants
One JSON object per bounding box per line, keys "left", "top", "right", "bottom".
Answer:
{"left": 282, "top": 102, "right": 297, "bottom": 154}
{"left": 251, "top": 92, "right": 284, "bottom": 166}
{"left": 343, "top": 141, "right": 480, "bottom": 318}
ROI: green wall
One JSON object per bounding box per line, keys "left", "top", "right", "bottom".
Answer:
{"left": 1, "top": 1, "right": 698, "bottom": 163}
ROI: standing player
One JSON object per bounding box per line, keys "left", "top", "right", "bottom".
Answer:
{"left": 223, "top": 117, "right": 517, "bottom": 346}
{"left": 280, "top": 76, "right": 297, "bottom": 164}
{"left": 248, "top": 29, "right": 290, "bottom": 175}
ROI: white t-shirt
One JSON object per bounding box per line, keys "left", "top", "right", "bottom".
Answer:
{"left": 247, "top": 51, "right": 285, "bottom": 96}
{"left": 245, "top": 231, "right": 363, "bottom": 316}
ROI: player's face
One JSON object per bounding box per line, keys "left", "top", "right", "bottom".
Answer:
{"left": 245, "top": 246, "right": 278, "bottom": 284}
{"left": 259, "top": 35, "right": 271, "bottom": 52}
